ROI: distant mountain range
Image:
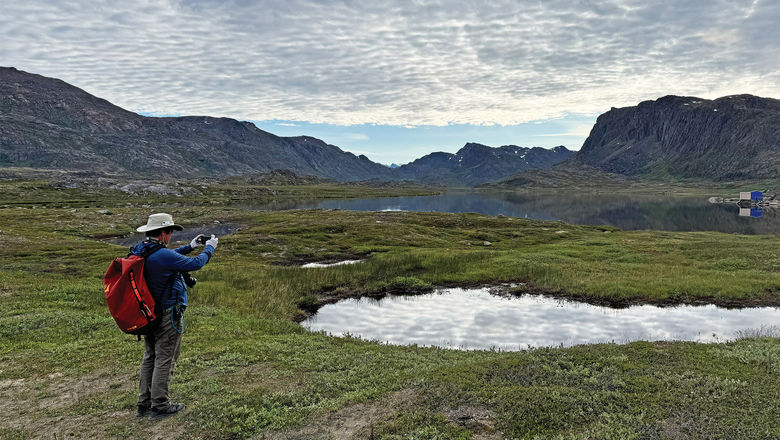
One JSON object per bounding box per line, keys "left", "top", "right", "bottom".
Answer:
{"left": 395, "top": 143, "right": 573, "bottom": 186}
{"left": 0, "top": 67, "right": 570, "bottom": 186}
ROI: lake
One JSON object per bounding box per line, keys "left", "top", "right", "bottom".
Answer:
{"left": 303, "top": 287, "right": 780, "bottom": 350}
{"left": 270, "top": 191, "right": 779, "bottom": 234}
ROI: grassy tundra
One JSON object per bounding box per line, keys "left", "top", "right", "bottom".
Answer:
{"left": 1, "top": 178, "right": 779, "bottom": 439}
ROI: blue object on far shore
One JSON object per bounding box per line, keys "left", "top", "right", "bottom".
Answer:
{"left": 751, "top": 191, "right": 763, "bottom": 201}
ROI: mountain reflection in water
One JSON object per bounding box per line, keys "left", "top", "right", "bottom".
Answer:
{"left": 302, "top": 288, "right": 780, "bottom": 351}
{"left": 273, "top": 192, "right": 779, "bottom": 235}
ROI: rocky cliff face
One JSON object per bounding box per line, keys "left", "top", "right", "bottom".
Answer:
{"left": 577, "top": 95, "right": 780, "bottom": 180}
{"left": 0, "top": 67, "right": 396, "bottom": 181}
{"left": 397, "top": 143, "right": 574, "bottom": 186}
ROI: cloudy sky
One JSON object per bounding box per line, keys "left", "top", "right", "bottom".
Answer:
{"left": 3, "top": 0, "right": 779, "bottom": 164}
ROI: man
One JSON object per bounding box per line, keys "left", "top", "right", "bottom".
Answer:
{"left": 131, "top": 213, "right": 218, "bottom": 420}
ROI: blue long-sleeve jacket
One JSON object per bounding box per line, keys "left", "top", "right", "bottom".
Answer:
{"left": 130, "top": 240, "right": 215, "bottom": 310}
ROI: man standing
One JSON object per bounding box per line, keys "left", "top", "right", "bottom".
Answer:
{"left": 131, "top": 213, "right": 218, "bottom": 420}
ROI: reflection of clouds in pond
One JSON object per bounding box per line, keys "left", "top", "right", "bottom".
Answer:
{"left": 303, "top": 288, "right": 780, "bottom": 351}
{"left": 301, "top": 260, "right": 363, "bottom": 268}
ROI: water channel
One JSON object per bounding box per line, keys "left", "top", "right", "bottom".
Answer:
{"left": 302, "top": 288, "right": 780, "bottom": 350}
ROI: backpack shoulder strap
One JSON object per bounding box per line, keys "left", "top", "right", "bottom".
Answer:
{"left": 129, "top": 242, "right": 166, "bottom": 259}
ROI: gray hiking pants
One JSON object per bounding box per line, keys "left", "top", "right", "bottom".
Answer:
{"left": 138, "top": 309, "right": 183, "bottom": 410}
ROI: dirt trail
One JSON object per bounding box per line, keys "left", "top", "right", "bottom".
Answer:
{"left": 263, "top": 389, "right": 419, "bottom": 440}
{"left": 0, "top": 368, "right": 196, "bottom": 439}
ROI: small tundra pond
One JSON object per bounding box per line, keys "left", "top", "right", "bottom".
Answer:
{"left": 303, "top": 288, "right": 780, "bottom": 350}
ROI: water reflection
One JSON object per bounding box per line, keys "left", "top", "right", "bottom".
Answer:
{"left": 265, "top": 192, "right": 779, "bottom": 235}
{"left": 301, "top": 260, "right": 363, "bottom": 268}
{"left": 303, "top": 288, "right": 780, "bottom": 350}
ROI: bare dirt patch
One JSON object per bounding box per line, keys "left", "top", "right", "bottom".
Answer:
{"left": 0, "top": 369, "right": 136, "bottom": 438}
{"left": 443, "top": 405, "right": 504, "bottom": 439}
{"left": 264, "top": 389, "right": 420, "bottom": 440}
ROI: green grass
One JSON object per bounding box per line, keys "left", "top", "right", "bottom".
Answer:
{"left": 0, "top": 179, "right": 779, "bottom": 439}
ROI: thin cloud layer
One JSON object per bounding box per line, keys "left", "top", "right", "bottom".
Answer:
{"left": 3, "top": 0, "right": 779, "bottom": 126}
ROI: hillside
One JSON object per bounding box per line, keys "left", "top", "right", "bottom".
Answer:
{"left": 577, "top": 94, "right": 780, "bottom": 180}
{"left": 397, "top": 143, "right": 573, "bottom": 186}
{"left": 1, "top": 68, "right": 574, "bottom": 186}
{"left": 0, "top": 67, "right": 395, "bottom": 181}
{"left": 482, "top": 161, "right": 636, "bottom": 189}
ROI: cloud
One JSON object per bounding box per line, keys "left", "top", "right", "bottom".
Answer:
{"left": 3, "top": 0, "right": 779, "bottom": 126}
{"left": 345, "top": 133, "right": 369, "bottom": 141}
{"left": 535, "top": 124, "right": 594, "bottom": 137}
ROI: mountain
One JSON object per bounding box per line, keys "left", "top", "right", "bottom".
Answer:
{"left": 576, "top": 94, "right": 780, "bottom": 180}
{"left": 396, "top": 143, "right": 574, "bottom": 186}
{"left": 0, "top": 67, "right": 395, "bottom": 181}
{"left": 482, "top": 161, "right": 636, "bottom": 189}
{"left": 0, "top": 67, "right": 573, "bottom": 185}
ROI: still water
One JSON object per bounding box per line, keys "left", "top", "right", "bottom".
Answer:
{"left": 277, "top": 192, "right": 779, "bottom": 235}
{"left": 303, "top": 288, "right": 780, "bottom": 350}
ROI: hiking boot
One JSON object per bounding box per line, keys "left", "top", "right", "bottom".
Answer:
{"left": 136, "top": 404, "right": 150, "bottom": 418}
{"left": 149, "top": 403, "right": 184, "bottom": 421}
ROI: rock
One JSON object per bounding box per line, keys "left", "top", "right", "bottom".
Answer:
{"left": 555, "top": 230, "right": 567, "bottom": 234}
{"left": 96, "top": 209, "right": 112, "bottom": 215}
{"left": 118, "top": 183, "right": 180, "bottom": 196}
{"left": 577, "top": 94, "right": 780, "bottom": 180}
{"left": 483, "top": 241, "right": 492, "bottom": 246}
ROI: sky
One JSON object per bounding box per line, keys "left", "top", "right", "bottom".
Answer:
{"left": 3, "top": 0, "right": 779, "bottom": 164}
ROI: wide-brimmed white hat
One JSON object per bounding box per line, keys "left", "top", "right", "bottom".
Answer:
{"left": 136, "top": 213, "right": 184, "bottom": 233}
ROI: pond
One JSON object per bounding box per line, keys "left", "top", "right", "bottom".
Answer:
{"left": 273, "top": 191, "right": 779, "bottom": 235}
{"left": 106, "top": 222, "right": 241, "bottom": 246}
{"left": 302, "top": 288, "right": 780, "bottom": 350}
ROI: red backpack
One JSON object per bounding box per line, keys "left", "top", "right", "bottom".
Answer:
{"left": 104, "top": 243, "right": 164, "bottom": 335}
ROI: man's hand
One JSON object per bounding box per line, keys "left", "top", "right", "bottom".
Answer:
{"left": 205, "top": 235, "right": 218, "bottom": 249}
{"left": 190, "top": 234, "right": 205, "bottom": 248}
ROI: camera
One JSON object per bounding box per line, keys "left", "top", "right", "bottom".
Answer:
{"left": 196, "top": 235, "right": 209, "bottom": 245}
{"left": 182, "top": 271, "right": 197, "bottom": 288}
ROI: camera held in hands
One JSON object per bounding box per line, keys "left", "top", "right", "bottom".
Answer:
{"left": 196, "top": 234, "right": 209, "bottom": 245}
{"left": 182, "top": 271, "right": 197, "bottom": 288}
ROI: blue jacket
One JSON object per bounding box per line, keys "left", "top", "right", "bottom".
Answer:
{"left": 130, "top": 240, "right": 215, "bottom": 311}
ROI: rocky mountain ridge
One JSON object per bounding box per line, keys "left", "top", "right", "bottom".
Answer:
{"left": 396, "top": 143, "right": 574, "bottom": 186}
{"left": 0, "top": 67, "right": 570, "bottom": 186}
{"left": 576, "top": 94, "right": 780, "bottom": 180}
{"left": 0, "top": 67, "right": 396, "bottom": 181}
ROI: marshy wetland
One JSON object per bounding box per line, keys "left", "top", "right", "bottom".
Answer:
{"left": 1, "top": 176, "right": 779, "bottom": 439}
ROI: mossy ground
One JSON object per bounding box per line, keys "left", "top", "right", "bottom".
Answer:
{"left": 1, "top": 179, "right": 779, "bottom": 439}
